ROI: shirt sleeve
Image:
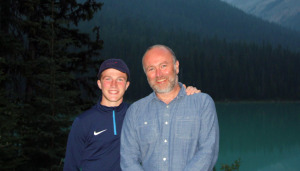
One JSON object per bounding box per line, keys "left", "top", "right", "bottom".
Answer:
{"left": 184, "top": 95, "right": 220, "bottom": 171}
{"left": 120, "top": 106, "right": 144, "bottom": 171}
{"left": 63, "top": 117, "right": 85, "bottom": 171}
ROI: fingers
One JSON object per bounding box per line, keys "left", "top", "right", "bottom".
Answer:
{"left": 186, "top": 86, "right": 201, "bottom": 95}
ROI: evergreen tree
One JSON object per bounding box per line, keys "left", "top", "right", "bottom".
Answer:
{"left": 0, "top": 0, "right": 103, "bottom": 170}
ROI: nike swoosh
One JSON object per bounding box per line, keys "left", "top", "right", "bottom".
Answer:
{"left": 94, "top": 129, "right": 107, "bottom": 136}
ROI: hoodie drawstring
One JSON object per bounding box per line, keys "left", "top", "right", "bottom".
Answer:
{"left": 113, "top": 110, "right": 117, "bottom": 135}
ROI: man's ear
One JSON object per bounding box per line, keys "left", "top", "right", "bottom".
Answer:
{"left": 97, "top": 80, "right": 102, "bottom": 90}
{"left": 175, "top": 60, "right": 179, "bottom": 74}
{"left": 125, "top": 81, "right": 130, "bottom": 90}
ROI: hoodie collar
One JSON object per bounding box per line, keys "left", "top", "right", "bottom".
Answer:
{"left": 96, "top": 98, "right": 127, "bottom": 112}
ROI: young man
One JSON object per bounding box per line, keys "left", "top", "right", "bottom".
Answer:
{"left": 63, "top": 58, "right": 200, "bottom": 171}
{"left": 121, "top": 45, "right": 219, "bottom": 171}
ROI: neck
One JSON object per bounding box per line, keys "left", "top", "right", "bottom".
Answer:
{"left": 100, "top": 98, "right": 123, "bottom": 107}
{"left": 155, "top": 84, "right": 181, "bottom": 104}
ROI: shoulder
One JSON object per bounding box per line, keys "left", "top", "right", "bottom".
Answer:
{"left": 125, "top": 93, "right": 153, "bottom": 117}
{"left": 186, "top": 92, "right": 213, "bottom": 101}
{"left": 73, "top": 105, "right": 99, "bottom": 125}
{"left": 130, "top": 93, "right": 153, "bottom": 109}
{"left": 184, "top": 92, "right": 216, "bottom": 108}
{"left": 79, "top": 105, "right": 98, "bottom": 118}
{"left": 197, "top": 93, "right": 214, "bottom": 102}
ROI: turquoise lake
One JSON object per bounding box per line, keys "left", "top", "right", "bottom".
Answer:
{"left": 215, "top": 102, "right": 300, "bottom": 171}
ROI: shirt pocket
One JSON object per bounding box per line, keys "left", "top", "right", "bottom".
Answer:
{"left": 175, "top": 116, "right": 199, "bottom": 140}
{"left": 138, "top": 119, "right": 158, "bottom": 144}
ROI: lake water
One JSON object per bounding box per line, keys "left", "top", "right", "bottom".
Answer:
{"left": 215, "top": 102, "right": 300, "bottom": 171}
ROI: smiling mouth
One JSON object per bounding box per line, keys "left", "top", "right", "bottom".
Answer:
{"left": 109, "top": 90, "right": 119, "bottom": 94}
{"left": 156, "top": 77, "right": 167, "bottom": 83}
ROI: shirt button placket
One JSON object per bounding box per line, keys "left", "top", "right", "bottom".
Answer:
{"left": 162, "top": 105, "right": 170, "bottom": 168}
{"left": 164, "top": 121, "right": 168, "bottom": 143}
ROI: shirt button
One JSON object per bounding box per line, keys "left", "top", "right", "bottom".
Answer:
{"left": 164, "top": 139, "right": 168, "bottom": 143}
{"left": 144, "top": 122, "right": 147, "bottom": 125}
{"left": 163, "top": 157, "right": 167, "bottom": 161}
{"left": 165, "top": 121, "right": 168, "bottom": 125}
{"left": 166, "top": 105, "right": 169, "bottom": 108}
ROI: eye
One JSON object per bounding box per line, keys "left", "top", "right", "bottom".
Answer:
{"left": 161, "top": 64, "right": 167, "bottom": 69}
{"left": 117, "top": 78, "right": 125, "bottom": 82}
{"left": 147, "top": 67, "right": 155, "bottom": 72}
{"left": 104, "top": 77, "right": 112, "bottom": 81}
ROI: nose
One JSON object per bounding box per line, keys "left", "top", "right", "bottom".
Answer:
{"left": 111, "top": 80, "right": 117, "bottom": 87}
{"left": 156, "top": 68, "right": 161, "bottom": 77}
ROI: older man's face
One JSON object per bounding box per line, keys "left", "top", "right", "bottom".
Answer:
{"left": 143, "top": 47, "right": 179, "bottom": 94}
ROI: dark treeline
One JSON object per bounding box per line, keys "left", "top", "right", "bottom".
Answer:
{"left": 179, "top": 37, "right": 300, "bottom": 101}
{"left": 0, "top": 0, "right": 103, "bottom": 170}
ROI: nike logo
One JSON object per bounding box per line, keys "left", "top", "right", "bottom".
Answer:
{"left": 94, "top": 129, "right": 107, "bottom": 136}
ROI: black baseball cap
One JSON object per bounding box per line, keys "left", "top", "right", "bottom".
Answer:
{"left": 97, "top": 59, "right": 130, "bottom": 81}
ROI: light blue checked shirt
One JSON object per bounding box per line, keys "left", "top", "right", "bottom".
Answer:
{"left": 121, "top": 83, "right": 219, "bottom": 171}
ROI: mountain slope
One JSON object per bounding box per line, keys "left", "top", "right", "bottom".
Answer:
{"left": 221, "top": 0, "right": 300, "bottom": 32}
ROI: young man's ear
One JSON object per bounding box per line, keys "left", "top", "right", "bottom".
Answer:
{"left": 125, "top": 81, "right": 130, "bottom": 90}
{"left": 97, "top": 80, "right": 102, "bottom": 90}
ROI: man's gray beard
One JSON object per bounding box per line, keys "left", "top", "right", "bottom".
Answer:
{"left": 148, "top": 75, "right": 178, "bottom": 94}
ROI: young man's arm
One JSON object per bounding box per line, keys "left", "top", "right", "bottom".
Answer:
{"left": 184, "top": 95, "right": 219, "bottom": 171}
{"left": 120, "top": 107, "right": 144, "bottom": 171}
{"left": 63, "top": 118, "right": 85, "bottom": 171}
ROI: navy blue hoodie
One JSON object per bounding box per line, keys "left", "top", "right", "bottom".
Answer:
{"left": 63, "top": 100, "right": 129, "bottom": 171}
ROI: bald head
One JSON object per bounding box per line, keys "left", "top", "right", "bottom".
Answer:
{"left": 142, "top": 45, "right": 177, "bottom": 72}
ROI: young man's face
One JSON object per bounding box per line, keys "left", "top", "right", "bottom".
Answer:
{"left": 143, "top": 47, "right": 179, "bottom": 94}
{"left": 97, "top": 68, "right": 130, "bottom": 107}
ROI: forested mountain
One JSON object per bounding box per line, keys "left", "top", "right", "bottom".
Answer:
{"left": 221, "top": 0, "right": 300, "bottom": 32}
{"left": 88, "top": 0, "right": 300, "bottom": 51}
{"left": 78, "top": 0, "right": 300, "bottom": 101}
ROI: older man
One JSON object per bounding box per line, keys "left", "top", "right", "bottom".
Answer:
{"left": 121, "top": 45, "right": 219, "bottom": 171}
